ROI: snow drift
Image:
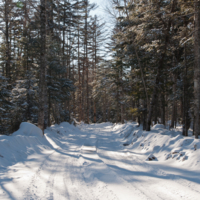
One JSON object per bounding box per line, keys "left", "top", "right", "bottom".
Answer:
{"left": 0, "top": 122, "right": 82, "bottom": 169}
{"left": 13, "top": 122, "right": 43, "bottom": 137}
{"left": 120, "top": 122, "right": 200, "bottom": 170}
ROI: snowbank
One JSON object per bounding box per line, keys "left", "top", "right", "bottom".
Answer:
{"left": 121, "top": 124, "right": 135, "bottom": 138}
{"left": 0, "top": 133, "right": 51, "bottom": 168}
{"left": 117, "top": 123, "right": 200, "bottom": 170}
{"left": 13, "top": 122, "right": 43, "bottom": 137}
{"left": 152, "top": 124, "right": 165, "bottom": 129}
{"left": 0, "top": 121, "right": 81, "bottom": 169}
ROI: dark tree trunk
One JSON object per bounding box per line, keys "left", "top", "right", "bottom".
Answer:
{"left": 5, "top": 1, "right": 11, "bottom": 80}
{"left": 138, "top": 115, "right": 141, "bottom": 127}
{"left": 107, "top": 101, "right": 110, "bottom": 122}
{"left": 194, "top": 1, "right": 200, "bottom": 139}
{"left": 38, "top": 0, "right": 47, "bottom": 134}
{"left": 160, "top": 93, "right": 165, "bottom": 125}
{"left": 146, "top": 68, "right": 161, "bottom": 131}
{"left": 78, "top": 27, "right": 82, "bottom": 122}
{"left": 171, "top": 73, "right": 177, "bottom": 128}
{"left": 85, "top": 0, "right": 89, "bottom": 124}
{"left": 143, "top": 101, "right": 147, "bottom": 130}
{"left": 182, "top": 44, "right": 190, "bottom": 136}
{"left": 154, "top": 101, "right": 158, "bottom": 125}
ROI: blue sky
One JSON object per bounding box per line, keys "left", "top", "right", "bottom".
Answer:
{"left": 89, "top": 0, "right": 113, "bottom": 60}
{"left": 90, "top": 0, "right": 110, "bottom": 23}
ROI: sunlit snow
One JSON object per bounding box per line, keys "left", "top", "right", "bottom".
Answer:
{"left": 0, "top": 122, "right": 199, "bottom": 199}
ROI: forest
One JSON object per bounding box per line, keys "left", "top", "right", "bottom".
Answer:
{"left": 0, "top": 0, "right": 200, "bottom": 139}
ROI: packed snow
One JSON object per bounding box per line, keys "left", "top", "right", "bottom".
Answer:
{"left": 0, "top": 121, "right": 200, "bottom": 200}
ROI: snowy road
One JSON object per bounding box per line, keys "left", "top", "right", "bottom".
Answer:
{"left": 0, "top": 123, "right": 200, "bottom": 200}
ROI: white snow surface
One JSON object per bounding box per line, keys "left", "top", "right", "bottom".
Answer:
{"left": 0, "top": 122, "right": 200, "bottom": 200}
{"left": 13, "top": 122, "right": 43, "bottom": 137}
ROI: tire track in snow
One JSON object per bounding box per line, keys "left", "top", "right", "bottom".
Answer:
{"left": 62, "top": 159, "right": 71, "bottom": 200}
{"left": 45, "top": 151, "right": 70, "bottom": 200}
{"left": 23, "top": 151, "right": 56, "bottom": 200}
{"left": 68, "top": 149, "right": 121, "bottom": 200}
{"left": 84, "top": 124, "right": 198, "bottom": 200}
{"left": 79, "top": 152, "right": 141, "bottom": 200}
{"left": 23, "top": 147, "right": 64, "bottom": 200}
{"left": 94, "top": 150, "right": 153, "bottom": 200}
{"left": 69, "top": 153, "right": 94, "bottom": 200}
{"left": 43, "top": 163, "right": 56, "bottom": 200}
{"left": 89, "top": 127, "right": 172, "bottom": 200}
{"left": 97, "top": 147, "right": 199, "bottom": 200}
{"left": 175, "top": 178, "right": 200, "bottom": 195}
{"left": 82, "top": 126, "right": 151, "bottom": 200}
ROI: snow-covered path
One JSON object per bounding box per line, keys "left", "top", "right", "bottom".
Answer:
{"left": 0, "top": 123, "right": 200, "bottom": 200}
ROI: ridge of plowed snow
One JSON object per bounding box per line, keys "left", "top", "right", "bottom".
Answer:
{"left": 121, "top": 123, "right": 200, "bottom": 170}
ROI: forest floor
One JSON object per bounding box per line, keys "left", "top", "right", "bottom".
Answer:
{"left": 0, "top": 122, "right": 200, "bottom": 200}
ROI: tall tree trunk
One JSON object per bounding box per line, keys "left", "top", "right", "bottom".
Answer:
{"left": 116, "top": 87, "right": 120, "bottom": 123}
{"left": 194, "top": 1, "right": 200, "bottom": 139}
{"left": 133, "top": 44, "right": 149, "bottom": 115}
{"left": 5, "top": 1, "right": 11, "bottom": 80}
{"left": 46, "top": 0, "right": 54, "bottom": 127}
{"left": 38, "top": 0, "right": 46, "bottom": 134}
{"left": 160, "top": 93, "right": 166, "bottom": 125}
{"left": 94, "top": 101, "right": 97, "bottom": 123}
{"left": 72, "top": 65, "right": 76, "bottom": 116}
{"left": 107, "top": 101, "right": 110, "bottom": 122}
{"left": 143, "top": 100, "right": 147, "bottom": 130}
{"left": 121, "top": 104, "right": 124, "bottom": 124}
{"left": 183, "top": 43, "right": 190, "bottom": 136}
{"left": 78, "top": 27, "right": 82, "bottom": 121}
{"left": 82, "top": 63, "right": 85, "bottom": 121}
{"left": 103, "top": 90, "right": 106, "bottom": 122}
{"left": 171, "top": 73, "right": 177, "bottom": 128}
{"left": 154, "top": 102, "right": 158, "bottom": 125}
{"left": 146, "top": 67, "right": 162, "bottom": 131}
{"left": 93, "top": 16, "right": 97, "bottom": 123}
{"left": 85, "top": 0, "right": 89, "bottom": 123}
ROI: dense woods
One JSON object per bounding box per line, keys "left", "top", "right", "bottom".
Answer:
{"left": 105, "top": 0, "right": 199, "bottom": 138}
{"left": 0, "top": 0, "right": 200, "bottom": 139}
